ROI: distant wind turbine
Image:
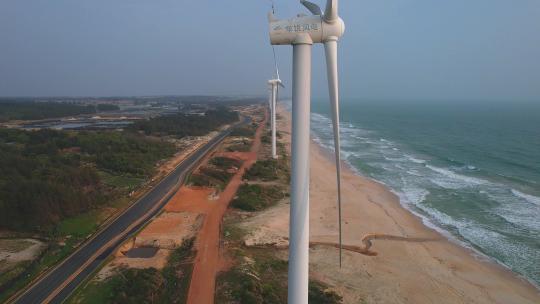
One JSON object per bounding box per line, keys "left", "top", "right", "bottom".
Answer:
{"left": 268, "top": 0, "right": 345, "bottom": 303}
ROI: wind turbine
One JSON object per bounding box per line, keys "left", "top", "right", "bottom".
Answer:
{"left": 268, "top": 0, "right": 344, "bottom": 303}
{"left": 268, "top": 77, "right": 284, "bottom": 159}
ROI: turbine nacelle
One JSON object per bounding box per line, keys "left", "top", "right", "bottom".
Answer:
{"left": 268, "top": 12, "right": 344, "bottom": 45}
{"left": 268, "top": 78, "right": 285, "bottom": 88}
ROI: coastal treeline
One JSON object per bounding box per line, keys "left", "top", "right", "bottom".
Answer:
{"left": 128, "top": 107, "right": 239, "bottom": 138}
{"left": 0, "top": 128, "right": 174, "bottom": 231}
{"left": 0, "top": 101, "right": 119, "bottom": 122}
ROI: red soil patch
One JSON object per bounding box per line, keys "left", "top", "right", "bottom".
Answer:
{"left": 135, "top": 212, "right": 202, "bottom": 249}
{"left": 164, "top": 187, "right": 216, "bottom": 213}
{"left": 184, "top": 111, "right": 268, "bottom": 304}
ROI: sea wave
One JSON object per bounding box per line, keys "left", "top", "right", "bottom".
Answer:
{"left": 306, "top": 106, "right": 540, "bottom": 286}
{"left": 404, "top": 154, "right": 426, "bottom": 164}
{"left": 511, "top": 189, "right": 540, "bottom": 206}
{"left": 400, "top": 186, "right": 429, "bottom": 205}
{"left": 426, "top": 165, "right": 489, "bottom": 186}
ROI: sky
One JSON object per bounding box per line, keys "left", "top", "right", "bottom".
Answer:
{"left": 0, "top": 0, "right": 539, "bottom": 102}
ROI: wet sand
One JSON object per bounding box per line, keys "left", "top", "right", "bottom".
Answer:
{"left": 242, "top": 105, "right": 540, "bottom": 303}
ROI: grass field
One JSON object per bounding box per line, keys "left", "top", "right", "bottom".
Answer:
{"left": 98, "top": 171, "right": 144, "bottom": 189}
{"left": 56, "top": 211, "right": 101, "bottom": 238}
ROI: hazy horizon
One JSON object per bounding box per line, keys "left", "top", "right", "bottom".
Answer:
{"left": 1, "top": 0, "right": 539, "bottom": 103}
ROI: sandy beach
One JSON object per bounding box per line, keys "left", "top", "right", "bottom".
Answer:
{"left": 242, "top": 105, "right": 540, "bottom": 304}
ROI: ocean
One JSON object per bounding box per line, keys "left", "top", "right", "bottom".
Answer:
{"left": 303, "top": 99, "right": 540, "bottom": 286}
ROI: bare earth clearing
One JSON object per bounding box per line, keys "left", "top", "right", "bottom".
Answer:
{"left": 0, "top": 239, "right": 46, "bottom": 270}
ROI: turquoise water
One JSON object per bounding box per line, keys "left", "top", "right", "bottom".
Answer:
{"left": 308, "top": 99, "right": 540, "bottom": 286}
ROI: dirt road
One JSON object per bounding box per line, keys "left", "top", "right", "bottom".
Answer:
{"left": 183, "top": 111, "right": 266, "bottom": 304}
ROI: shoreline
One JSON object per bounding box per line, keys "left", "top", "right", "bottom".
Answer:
{"left": 313, "top": 133, "right": 533, "bottom": 283}
{"left": 312, "top": 134, "right": 540, "bottom": 288}
{"left": 276, "top": 104, "right": 540, "bottom": 303}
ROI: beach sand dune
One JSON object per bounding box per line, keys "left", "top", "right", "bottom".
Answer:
{"left": 242, "top": 105, "right": 540, "bottom": 304}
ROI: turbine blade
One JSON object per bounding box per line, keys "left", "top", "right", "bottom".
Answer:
{"left": 324, "top": 39, "right": 343, "bottom": 267}
{"left": 301, "top": 0, "right": 323, "bottom": 15}
{"left": 324, "top": 0, "right": 338, "bottom": 22}
{"left": 278, "top": 80, "right": 285, "bottom": 88}
{"left": 268, "top": 84, "right": 273, "bottom": 114}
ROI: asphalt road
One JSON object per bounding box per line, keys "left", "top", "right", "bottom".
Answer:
{"left": 12, "top": 121, "right": 244, "bottom": 304}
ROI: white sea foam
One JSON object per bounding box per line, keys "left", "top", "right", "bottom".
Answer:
{"left": 406, "top": 169, "right": 422, "bottom": 177}
{"left": 426, "top": 165, "right": 488, "bottom": 186}
{"left": 383, "top": 156, "right": 406, "bottom": 162}
{"left": 430, "top": 178, "right": 467, "bottom": 190}
{"left": 511, "top": 189, "right": 540, "bottom": 206}
{"left": 405, "top": 154, "right": 426, "bottom": 164}
{"left": 400, "top": 187, "right": 430, "bottom": 205}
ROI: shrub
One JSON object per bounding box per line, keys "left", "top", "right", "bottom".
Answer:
{"left": 187, "top": 174, "right": 212, "bottom": 187}
{"left": 309, "top": 281, "right": 343, "bottom": 304}
{"left": 231, "top": 184, "right": 284, "bottom": 211}
{"left": 230, "top": 125, "right": 255, "bottom": 137}
{"left": 215, "top": 246, "right": 342, "bottom": 304}
{"left": 244, "top": 159, "right": 289, "bottom": 182}
{"left": 200, "top": 167, "right": 233, "bottom": 184}
{"left": 226, "top": 142, "right": 251, "bottom": 152}
{"left": 245, "top": 160, "right": 279, "bottom": 181}
{"left": 210, "top": 157, "right": 242, "bottom": 170}
{"left": 111, "top": 268, "right": 164, "bottom": 303}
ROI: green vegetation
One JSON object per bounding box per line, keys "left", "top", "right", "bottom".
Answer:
{"left": 309, "top": 281, "right": 344, "bottom": 304}
{"left": 244, "top": 159, "right": 289, "bottom": 182}
{"left": 129, "top": 106, "right": 238, "bottom": 138}
{"left": 217, "top": 219, "right": 342, "bottom": 304}
{"left": 98, "top": 171, "right": 143, "bottom": 190}
{"left": 96, "top": 104, "right": 120, "bottom": 112}
{"left": 225, "top": 140, "right": 251, "bottom": 152}
{"left": 230, "top": 124, "right": 256, "bottom": 137}
{"left": 111, "top": 268, "right": 164, "bottom": 303}
{"left": 0, "top": 128, "right": 175, "bottom": 232}
{"left": 215, "top": 252, "right": 287, "bottom": 304}
{"left": 225, "top": 124, "right": 256, "bottom": 153}
{"left": 0, "top": 104, "right": 240, "bottom": 301}
{"left": 0, "top": 101, "right": 96, "bottom": 122}
{"left": 56, "top": 210, "right": 102, "bottom": 238}
{"left": 210, "top": 156, "right": 241, "bottom": 169}
{"left": 231, "top": 184, "right": 285, "bottom": 211}
{"left": 261, "top": 130, "right": 282, "bottom": 144}
{"left": 76, "top": 131, "right": 175, "bottom": 176}
{"left": 69, "top": 238, "right": 196, "bottom": 304}
{"left": 187, "top": 173, "right": 213, "bottom": 187}
{"left": 160, "top": 238, "right": 196, "bottom": 303}
{"left": 188, "top": 156, "right": 241, "bottom": 189}
{"left": 189, "top": 168, "right": 232, "bottom": 189}
{"left": 0, "top": 260, "right": 33, "bottom": 295}
{"left": 0, "top": 238, "right": 78, "bottom": 302}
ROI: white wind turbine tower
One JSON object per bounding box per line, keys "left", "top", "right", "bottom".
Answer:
{"left": 268, "top": 77, "right": 284, "bottom": 159}
{"left": 268, "top": 0, "right": 345, "bottom": 303}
